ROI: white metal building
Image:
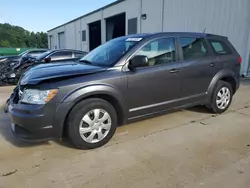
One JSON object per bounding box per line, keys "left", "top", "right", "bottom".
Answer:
{"left": 48, "top": 0, "right": 250, "bottom": 76}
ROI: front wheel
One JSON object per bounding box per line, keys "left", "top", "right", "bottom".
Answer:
{"left": 67, "top": 98, "right": 117, "bottom": 149}
{"left": 206, "top": 81, "right": 233, "bottom": 114}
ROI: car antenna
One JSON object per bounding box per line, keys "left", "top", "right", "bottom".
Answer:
{"left": 203, "top": 28, "right": 206, "bottom": 33}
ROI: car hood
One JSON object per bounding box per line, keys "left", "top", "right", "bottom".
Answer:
{"left": 20, "top": 61, "right": 107, "bottom": 85}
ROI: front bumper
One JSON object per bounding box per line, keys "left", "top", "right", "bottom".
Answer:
{"left": 8, "top": 97, "right": 58, "bottom": 140}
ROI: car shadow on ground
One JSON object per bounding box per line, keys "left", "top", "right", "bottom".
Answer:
{"left": 186, "top": 105, "right": 212, "bottom": 114}
{"left": 53, "top": 137, "right": 78, "bottom": 149}
{"left": 0, "top": 107, "right": 51, "bottom": 148}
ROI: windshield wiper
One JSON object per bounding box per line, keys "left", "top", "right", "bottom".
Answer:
{"left": 79, "top": 59, "right": 92, "bottom": 65}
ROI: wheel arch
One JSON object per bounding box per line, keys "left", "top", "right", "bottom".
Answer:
{"left": 55, "top": 84, "right": 128, "bottom": 138}
{"left": 207, "top": 70, "right": 237, "bottom": 99}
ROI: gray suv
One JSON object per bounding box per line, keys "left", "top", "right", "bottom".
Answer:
{"left": 7, "top": 32, "right": 241, "bottom": 149}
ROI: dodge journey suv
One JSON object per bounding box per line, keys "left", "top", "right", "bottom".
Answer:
{"left": 7, "top": 32, "right": 241, "bottom": 149}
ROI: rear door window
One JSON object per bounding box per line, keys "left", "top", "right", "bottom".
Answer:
{"left": 180, "top": 37, "right": 209, "bottom": 60}
{"left": 209, "top": 40, "right": 232, "bottom": 55}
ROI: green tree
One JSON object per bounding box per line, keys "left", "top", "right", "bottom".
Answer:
{"left": 0, "top": 40, "right": 10, "bottom": 47}
{"left": 0, "top": 23, "right": 48, "bottom": 48}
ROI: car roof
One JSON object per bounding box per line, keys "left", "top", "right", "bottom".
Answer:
{"left": 123, "top": 32, "right": 227, "bottom": 39}
{"left": 28, "top": 49, "right": 48, "bottom": 52}
{"left": 48, "top": 49, "right": 87, "bottom": 53}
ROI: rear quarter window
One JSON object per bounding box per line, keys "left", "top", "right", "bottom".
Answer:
{"left": 209, "top": 40, "right": 232, "bottom": 55}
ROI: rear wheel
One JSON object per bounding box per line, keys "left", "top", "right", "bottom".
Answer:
{"left": 67, "top": 98, "right": 117, "bottom": 149}
{"left": 206, "top": 81, "right": 233, "bottom": 114}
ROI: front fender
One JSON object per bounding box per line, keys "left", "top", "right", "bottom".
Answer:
{"left": 62, "top": 84, "right": 125, "bottom": 104}
{"left": 207, "top": 69, "right": 237, "bottom": 98}
{"left": 53, "top": 84, "right": 127, "bottom": 137}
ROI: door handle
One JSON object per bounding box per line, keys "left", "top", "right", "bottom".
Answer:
{"left": 210, "top": 63, "right": 215, "bottom": 67}
{"left": 170, "top": 69, "right": 180, "bottom": 74}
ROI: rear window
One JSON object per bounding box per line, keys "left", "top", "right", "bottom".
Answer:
{"left": 209, "top": 40, "right": 232, "bottom": 55}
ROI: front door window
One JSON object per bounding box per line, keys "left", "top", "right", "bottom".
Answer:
{"left": 134, "top": 38, "right": 176, "bottom": 67}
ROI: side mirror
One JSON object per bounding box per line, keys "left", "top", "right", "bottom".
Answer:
{"left": 44, "top": 57, "right": 51, "bottom": 63}
{"left": 128, "top": 55, "right": 148, "bottom": 70}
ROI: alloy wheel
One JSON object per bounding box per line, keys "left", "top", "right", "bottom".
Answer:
{"left": 216, "top": 87, "right": 231, "bottom": 110}
{"left": 79, "top": 109, "right": 112, "bottom": 143}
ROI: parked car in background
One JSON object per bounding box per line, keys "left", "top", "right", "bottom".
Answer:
{"left": 26, "top": 49, "right": 87, "bottom": 64}
{"left": 6, "top": 32, "right": 241, "bottom": 149}
{"left": 1, "top": 49, "right": 87, "bottom": 84}
{"left": 0, "top": 49, "right": 48, "bottom": 82}
{"left": 0, "top": 49, "right": 48, "bottom": 64}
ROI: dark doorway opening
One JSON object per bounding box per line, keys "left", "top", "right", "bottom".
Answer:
{"left": 89, "top": 20, "right": 101, "bottom": 51}
{"left": 106, "top": 13, "right": 126, "bottom": 41}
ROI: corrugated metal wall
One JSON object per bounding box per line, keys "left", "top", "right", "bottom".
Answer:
{"left": 161, "top": 0, "right": 250, "bottom": 75}
{"left": 140, "top": 0, "right": 163, "bottom": 32}
{"left": 48, "top": 0, "right": 250, "bottom": 75}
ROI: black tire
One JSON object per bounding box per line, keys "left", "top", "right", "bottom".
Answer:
{"left": 67, "top": 98, "right": 117, "bottom": 149}
{"left": 206, "top": 81, "right": 233, "bottom": 114}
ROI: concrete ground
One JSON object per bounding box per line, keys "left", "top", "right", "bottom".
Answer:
{"left": 0, "top": 84, "right": 250, "bottom": 188}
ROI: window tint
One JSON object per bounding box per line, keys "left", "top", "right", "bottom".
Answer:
{"left": 50, "top": 51, "right": 72, "bottom": 61}
{"left": 209, "top": 40, "right": 232, "bottom": 55}
{"left": 135, "top": 38, "right": 176, "bottom": 67}
{"left": 74, "top": 52, "right": 86, "bottom": 58}
{"left": 180, "top": 37, "right": 208, "bottom": 60}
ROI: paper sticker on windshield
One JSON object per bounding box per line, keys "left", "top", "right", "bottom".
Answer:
{"left": 126, "top": 38, "right": 142, "bottom": 42}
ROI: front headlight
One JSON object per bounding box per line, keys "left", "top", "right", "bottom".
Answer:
{"left": 20, "top": 89, "right": 58, "bottom": 104}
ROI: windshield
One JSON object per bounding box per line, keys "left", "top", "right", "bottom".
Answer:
{"left": 80, "top": 37, "right": 143, "bottom": 66}
{"left": 36, "top": 50, "right": 52, "bottom": 61}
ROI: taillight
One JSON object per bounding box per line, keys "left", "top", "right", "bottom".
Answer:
{"left": 238, "top": 57, "right": 242, "bottom": 64}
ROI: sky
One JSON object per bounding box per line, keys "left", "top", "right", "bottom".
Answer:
{"left": 0, "top": 0, "right": 115, "bottom": 32}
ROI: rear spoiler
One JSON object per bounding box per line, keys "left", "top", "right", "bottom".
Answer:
{"left": 206, "top": 34, "right": 228, "bottom": 39}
